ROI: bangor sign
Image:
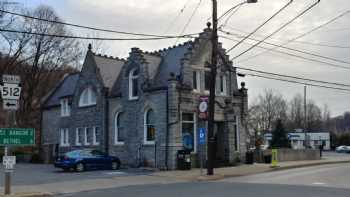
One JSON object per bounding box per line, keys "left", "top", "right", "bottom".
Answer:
{"left": 0, "top": 128, "right": 35, "bottom": 145}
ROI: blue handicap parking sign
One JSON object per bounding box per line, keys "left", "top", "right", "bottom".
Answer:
{"left": 199, "top": 128, "right": 206, "bottom": 145}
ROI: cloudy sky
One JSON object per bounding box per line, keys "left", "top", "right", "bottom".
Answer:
{"left": 19, "top": 0, "right": 350, "bottom": 117}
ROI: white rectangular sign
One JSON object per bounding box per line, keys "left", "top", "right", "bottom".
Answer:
{"left": 2, "top": 156, "right": 16, "bottom": 170}
{"left": 0, "top": 83, "right": 22, "bottom": 100}
{"left": 3, "top": 99, "right": 19, "bottom": 111}
{"left": 2, "top": 75, "right": 20, "bottom": 84}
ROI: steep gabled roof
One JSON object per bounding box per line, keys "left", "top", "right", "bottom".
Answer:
{"left": 93, "top": 54, "right": 125, "bottom": 90}
{"left": 44, "top": 73, "right": 79, "bottom": 108}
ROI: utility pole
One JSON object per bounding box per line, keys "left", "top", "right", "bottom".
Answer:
{"left": 304, "top": 85, "right": 307, "bottom": 149}
{"left": 207, "top": 0, "right": 218, "bottom": 176}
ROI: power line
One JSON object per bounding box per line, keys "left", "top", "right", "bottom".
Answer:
{"left": 231, "top": 0, "right": 321, "bottom": 60}
{"left": 224, "top": 25, "right": 350, "bottom": 49}
{"left": 220, "top": 35, "right": 350, "bottom": 70}
{"left": 217, "top": 1, "right": 246, "bottom": 21}
{"left": 240, "top": 72, "right": 350, "bottom": 93}
{"left": 0, "top": 28, "right": 194, "bottom": 41}
{"left": 163, "top": 0, "right": 192, "bottom": 33}
{"left": 221, "top": 3, "right": 243, "bottom": 28}
{"left": 174, "top": 0, "right": 203, "bottom": 44}
{"left": 226, "top": 0, "right": 293, "bottom": 53}
{"left": 235, "top": 66, "right": 350, "bottom": 87}
{"left": 0, "top": 8, "right": 199, "bottom": 38}
{"left": 220, "top": 29, "right": 350, "bottom": 65}
{"left": 237, "top": 9, "right": 350, "bottom": 63}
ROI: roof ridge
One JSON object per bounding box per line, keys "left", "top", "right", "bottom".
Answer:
{"left": 93, "top": 52, "right": 126, "bottom": 62}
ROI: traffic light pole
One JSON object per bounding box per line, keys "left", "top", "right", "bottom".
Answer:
{"left": 207, "top": 0, "right": 218, "bottom": 176}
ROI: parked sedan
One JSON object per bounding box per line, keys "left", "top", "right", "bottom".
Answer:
{"left": 54, "top": 149, "right": 121, "bottom": 172}
{"left": 335, "top": 145, "right": 350, "bottom": 153}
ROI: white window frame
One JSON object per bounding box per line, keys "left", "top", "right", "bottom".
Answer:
{"left": 60, "top": 98, "right": 71, "bottom": 117}
{"left": 192, "top": 71, "right": 201, "bottom": 92}
{"left": 181, "top": 113, "right": 197, "bottom": 153}
{"left": 204, "top": 71, "right": 211, "bottom": 95}
{"left": 143, "top": 109, "right": 155, "bottom": 145}
{"left": 84, "top": 127, "right": 91, "bottom": 146}
{"left": 128, "top": 68, "right": 139, "bottom": 100}
{"left": 79, "top": 87, "right": 97, "bottom": 107}
{"left": 60, "top": 128, "right": 69, "bottom": 147}
{"left": 114, "top": 112, "right": 125, "bottom": 145}
{"left": 219, "top": 75, "right": 227, "bottom": 96}
{"left": 75, "top": 128, "right": 83, "bottom": 146}
{"left": 93, "top": 127, "right": 100, "bottom": 146}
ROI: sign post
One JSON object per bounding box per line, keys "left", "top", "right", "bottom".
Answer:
{"left": 199, "top": 128, "right": 206, "bottom": 176}
{"left": 0, "top": 74, "right": 26, "bottom": 195}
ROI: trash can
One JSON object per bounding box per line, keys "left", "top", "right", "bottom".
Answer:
{"left": 177, "top": 150, "right": 191, "bottom": 170}
{"left": 245, "top": 151, "right": 254, "bottom": 164}
{"left": 264, "top": 155, "right": 272, "bottom": 164}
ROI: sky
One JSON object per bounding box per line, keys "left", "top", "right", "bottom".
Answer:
{"left": 15, "top": 0, "right": 350, "bottom": 117}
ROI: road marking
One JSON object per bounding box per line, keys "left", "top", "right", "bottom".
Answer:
{"left": 312, "top": 182, "right": 326, "bottom": 185}
{"left": 105, "top": 171, "right": 127, "bottom": 175}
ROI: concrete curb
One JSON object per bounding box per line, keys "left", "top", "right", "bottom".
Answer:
{"left": 0, "top": 192, "right": 53, "bottom": 197}
{"left": 195, "top": 160, "right": 350, "bottom": 181}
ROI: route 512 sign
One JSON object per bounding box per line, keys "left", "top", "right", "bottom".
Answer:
{"left": 0, "top": 83, "right": 21, "bottom": 100}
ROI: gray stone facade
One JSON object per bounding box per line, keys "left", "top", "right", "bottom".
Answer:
{"left": 41, "top": 27, "right": 248, "bottom": 170}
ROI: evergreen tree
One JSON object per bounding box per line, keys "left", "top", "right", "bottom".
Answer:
{"left": 270, "top": 119, "right": 291, "bottom": 148}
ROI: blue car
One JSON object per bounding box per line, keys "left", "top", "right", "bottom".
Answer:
{"left": 54, "top": 149, "right": 121, "bottom": 172}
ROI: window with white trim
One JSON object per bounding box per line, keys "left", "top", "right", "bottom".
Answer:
{"left": 144, "top": 109, "right": 155, "bottom": 144}
{"left": 181, "top": 113, "right": 196, "bottom": 153}
{"left": 219, "top": 75, "right": 227, "bottom": 96}
{"left": 114, "top": 112, "right": 125, "bottom": 145}
{"left": 93, "top": 127, "right": 100, "bottom": 145}
{"left": 128, "top": 68, "right": 139, "bottom": 100}
{"left": 84, "top": 127, "right": 92, "bottom": 145}
{"left": 192, "top": 71, "right": 200, "bottom": 92}
{"left": 60, "top": 128, "right": 69, "bottom": 147}
{"left": 75, "top": 128, "right": 84, "bottom": 146}
{"left": 60, "top": 98, "right": 70, "bottom": 117}
{"left": 79, "top": 87, "right": 97, "bottom": 107}
{"left": 204, "top": 71, "right": 211, "bottom": 93}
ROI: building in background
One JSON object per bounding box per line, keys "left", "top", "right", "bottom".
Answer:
{"left": 264, "top": 131, "right": 330, "bottom": 150}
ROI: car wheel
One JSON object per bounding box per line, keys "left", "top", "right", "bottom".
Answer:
{"left": 75, "top": 163, "right": 85, "bottom": 172}
{"left": 111, "top": 161, "right": 120, "bottom": 170}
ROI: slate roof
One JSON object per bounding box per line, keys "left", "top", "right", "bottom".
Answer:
{"left": 44, "top": 73, "right": 79, "bottom": 108}
{"left": 93, "top": 54, "right": 125, "bottom": 90}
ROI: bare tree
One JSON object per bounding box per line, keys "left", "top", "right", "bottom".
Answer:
{"left": 306, "top": 100, "right": 322, "bottom": 131}
{"left": 289, "top": 94, "right": 304, "bottom": 129}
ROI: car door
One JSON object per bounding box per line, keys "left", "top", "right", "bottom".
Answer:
{"left": 80, "top": 150, "right": 98, "bottom": 169}
{"left": 91, "top": 150, "right": 110, "bottom": 169}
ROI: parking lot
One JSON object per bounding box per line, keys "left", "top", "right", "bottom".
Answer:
{"left": 0, "top": 163, "right": 155, "bottom": 186}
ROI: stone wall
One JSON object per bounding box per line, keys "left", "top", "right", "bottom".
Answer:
{"left": 264, "top": 148, "right": 321, "bottom": 162}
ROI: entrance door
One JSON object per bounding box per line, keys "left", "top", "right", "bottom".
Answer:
{"left": 214, "top": 122, "right": 226, "bottom": 163}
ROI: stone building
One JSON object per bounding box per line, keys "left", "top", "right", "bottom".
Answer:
{"left": 41, "top": 26, "right": 249, "bottom": 169}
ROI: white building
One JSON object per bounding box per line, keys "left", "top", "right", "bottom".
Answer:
{"left": 264, "top": 131, "right": 330, "bottom": 150}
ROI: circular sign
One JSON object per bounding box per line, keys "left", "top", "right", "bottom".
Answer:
{"left": 199, "top": 101, "right": 208, "bottom": 113}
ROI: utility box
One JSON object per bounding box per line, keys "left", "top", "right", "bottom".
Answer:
{"left": 177, "top": 150, "right": 191, "bottom": 170}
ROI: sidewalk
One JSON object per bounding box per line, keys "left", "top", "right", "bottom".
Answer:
{"left": 152, "top": 155, "right": 350, "bottom": 181}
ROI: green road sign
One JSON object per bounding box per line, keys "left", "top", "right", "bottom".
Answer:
{"left": 0, "top": 128, "right": 35, "bottom": 145}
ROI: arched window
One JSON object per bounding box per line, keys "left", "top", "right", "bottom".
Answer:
{"left": 79, "top": 87, "right": 97, "bottom": 107}
{"left": 129, "top": 68, "right": 139, "bottom": 100}
{"left": 144, "top": 109, "right": 155, "bottom": 144}
{"left": 114, "top": 112, "right": 125, "bottom": 145}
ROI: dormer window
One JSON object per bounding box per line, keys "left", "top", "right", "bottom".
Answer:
{"left": 79, "top": 87, "right": 97, "bottom": 107}
{"left": 60, "top": 98, "right": 70, "bottom": 117}
{"left": 129, "top": 68, "right": 139, "bottom": 100}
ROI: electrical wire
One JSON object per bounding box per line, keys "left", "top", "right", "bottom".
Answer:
{"left": 226, "top": 0, "right": 293, "bottom": 53}
{"left": 220, "top": 29, "right": 350, "bottom": 65}
{"left": 163, "top": 0, "right": 192, "bottom": 34}
{"left": 231, "top": 0, "right": 321, "bottom": 60}
{"left": 174, "top": 0, "right": 203, "bottom": 44}
{"left": 217, "top": 1, "right": 246, "bottom": 22}
{"left": 239, "top": 72, "right": 350, "bottom": 93}
{"left": 220, "top": 35, "right": 350, "bottom": 70}
{"left": 221, "top": 3, "right": 243, "bottom": 28}
{"left": 0, "top": 8, "right": 199, "bottom": 38}
{"left": 237, "top": 9, "right": 350, "bottom": 63}
{"left": 235, "top": 66, "right": 350, "bottom": 87}
{"left": 0, "top": 28, "right": 194, "bottom": 41}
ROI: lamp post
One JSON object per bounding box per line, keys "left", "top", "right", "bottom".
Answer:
{"left": 207, "top": 0, "right": 257, "bottom": 176}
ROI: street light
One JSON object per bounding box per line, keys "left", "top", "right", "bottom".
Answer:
{"left": 217, "top": 0, "right": 258, "bottom": 21}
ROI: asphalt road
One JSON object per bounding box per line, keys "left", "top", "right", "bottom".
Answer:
{"left": 60, "top": 163, "right": 350, "bottom": 197}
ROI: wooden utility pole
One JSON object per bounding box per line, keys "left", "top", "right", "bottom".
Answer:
{"left": 207, "top": 0, "right": 218, "bottom": 176}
